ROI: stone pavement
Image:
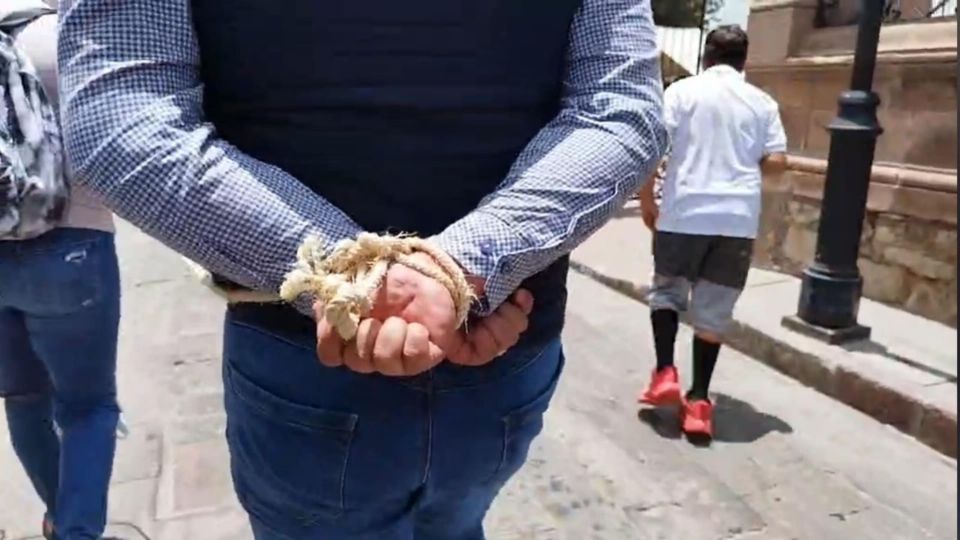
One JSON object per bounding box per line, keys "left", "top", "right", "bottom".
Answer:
{"left": 1, "top": 222, "right": 957, "bottom": 539}
{"left": 571, "top": 202, "right": 958, "bottom": 458}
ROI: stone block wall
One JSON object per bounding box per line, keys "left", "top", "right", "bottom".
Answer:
{"left": 756, "top": 180, "right": 957, "bottom": 326}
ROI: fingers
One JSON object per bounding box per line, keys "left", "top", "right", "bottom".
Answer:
{"left": 401, "top": 322, "right": 430, "bottom": 367}
{"left": 329, "top": 317, "right": 445, "bottom": 377}
{"left": 426, "top": 342, "right": 445, "bottom": 366}
{"left": 355, "top": 318, "right": 381, "bottom": 364}
{"left": 371, "top": 319, "right": 444, "bottom": 377}
{"left": 315, "top": 318, "right": 345, "bottom": 368}
{"left": 342, "top": 346, "right": 374, "bottom": 374}
{"left": 462, "top": 324, "right": 500, "bottom": 366}
{"left": 441, "top": 328, "right": 470, "bottom": 365}
{"left": 482, "top": 304, "right": 527, "bottom": 352}
{"left": 343, "top": 319, "right": 379, "bottom": 374}
{"left": 449, "top": 289, "right": 534, "bottom": 367}
{"left": 401, "top": 323, "right": 444, "bottom": 375}
{"left": 372, "top": 317, "right": 407, "bottom": 376}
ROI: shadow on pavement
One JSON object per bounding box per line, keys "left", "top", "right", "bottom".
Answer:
{"left": 637, "top": 392, "right": 793, "bottom": 446}
{"left": 636, "top": 406, "right": 683, "bottom": 440}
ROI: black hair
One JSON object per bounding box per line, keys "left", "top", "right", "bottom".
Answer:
{"left": 703, "top": 25, "right": 749, "bottom": 71}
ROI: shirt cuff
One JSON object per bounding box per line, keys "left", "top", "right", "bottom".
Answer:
{"left": 432, "top": 210, "right": 530, "bottom": 316}
{"left": 765, "top": 142, "right": 787, "bottom": 154}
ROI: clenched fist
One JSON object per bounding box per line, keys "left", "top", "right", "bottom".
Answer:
{"left": 314, "top": 251, "right": 534, "bottom": 376}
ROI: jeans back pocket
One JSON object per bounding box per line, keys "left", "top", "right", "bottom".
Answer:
{"left": 224, "top": 363, "right": 358, "bottom": 527}
{"left": 20, "top": 232, "right": 113, "bottom": 316}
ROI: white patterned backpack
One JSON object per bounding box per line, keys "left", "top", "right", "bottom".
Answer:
{"left": 0, "top": 5, "right": 69, "bottom": 240}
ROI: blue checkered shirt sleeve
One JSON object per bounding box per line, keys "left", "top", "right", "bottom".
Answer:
{"left": 57, "top": 0, "right": 363, "bottom": 305}
{"left": 434, "top": 0, "right": 668, "bottom": 313}
{"left": 58, "top": 0, "right": 665, "bottom": 317}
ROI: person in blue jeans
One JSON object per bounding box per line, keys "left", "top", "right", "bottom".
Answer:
{"left": 0, "top": 230, "right": 120, "bottom": 540}
{"left": 1, "top": 3, "right": 121, "bottom": 539}
{"left": 58, "top": 0, "right": 666, "bottom": 537}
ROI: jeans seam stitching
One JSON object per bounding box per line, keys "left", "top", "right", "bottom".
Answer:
{"left": 334, "top": 429, "right": 354, "bottom": 519}
{"left": 421, "top": 390, "right": 433, "bottom": 485}
{"left": 490, "top": 418, "right": 510, "bottom": 481}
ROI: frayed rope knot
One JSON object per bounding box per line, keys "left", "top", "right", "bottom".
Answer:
{"left": 279, "top": 233, "right": 475, "bottom": 340}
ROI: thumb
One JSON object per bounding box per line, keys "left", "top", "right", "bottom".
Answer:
{"left": 445, "top": 330, "right": 477, "bottom": 365}
{"left": 512, "top": 289, "right": 535, "bottom": 315}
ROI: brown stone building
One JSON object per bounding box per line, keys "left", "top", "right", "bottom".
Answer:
{"left": 746, "top": 0, "right": 957, "bottom": 326}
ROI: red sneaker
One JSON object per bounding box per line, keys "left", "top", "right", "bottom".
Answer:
{"left": 639, "top": 367, "right": 682, "bottom": 406}
{"left": 681, "top": 398, "right": 714, "bottom": 439}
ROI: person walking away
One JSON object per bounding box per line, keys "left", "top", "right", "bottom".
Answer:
{"left": 0, "top": 1, "right": 121, "bottom": 538}
{"left": 57, "top": 0, "right": 667, "bottom": 537}
{"left": 636, "top": 25, "right": 787, "bottom": 442}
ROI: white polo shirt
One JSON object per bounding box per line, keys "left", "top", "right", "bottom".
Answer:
{"left": 656, "top": 65, "right": 787, "bottom": 239}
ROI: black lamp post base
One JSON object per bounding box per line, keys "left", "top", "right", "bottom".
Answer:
{"left": 781, "top": 315, "right": 871, "bottom": 345}
{"left": 786, "top": 267, "right": 872, "bottom": 345}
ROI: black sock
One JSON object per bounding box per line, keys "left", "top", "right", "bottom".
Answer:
{"left": 651, "top": 310, "right": 679, "bottom": 371}
{"left": 689, "top": 337, "right": 721, "bottom": 400}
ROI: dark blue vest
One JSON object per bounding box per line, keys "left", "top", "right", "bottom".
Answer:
{"left": 193, "top": 0, "right": 580, "bottom": 342}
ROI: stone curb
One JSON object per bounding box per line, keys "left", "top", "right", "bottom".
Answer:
{"left": 569, "top": 260, "right": 958, "bottom": 459}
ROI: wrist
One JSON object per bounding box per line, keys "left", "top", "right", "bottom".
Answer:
{"left": 422, "top": 248, "right": 485, "bottom": 297}
{"left": 421, "top": 245, "right": 487, "bottom": 304}
{"left": 464, "top": 274, "right": 487, "bottom": 298}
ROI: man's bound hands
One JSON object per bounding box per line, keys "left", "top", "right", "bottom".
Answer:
{"left": 314, "top": 251, "right": 534, "bottom": 377}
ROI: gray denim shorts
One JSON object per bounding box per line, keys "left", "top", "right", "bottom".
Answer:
{"left": 648, "top": 231, "right": 753, "bottom": 335}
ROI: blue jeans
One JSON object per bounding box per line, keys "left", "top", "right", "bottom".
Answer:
{"left": 0, "top": 228, "right": 121, "bottom": 540}
{"left": 223, "top": 308, "right": 563, "bottom": 539}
